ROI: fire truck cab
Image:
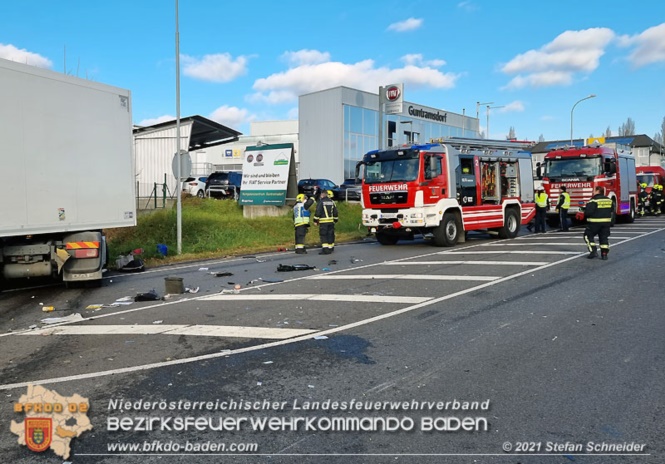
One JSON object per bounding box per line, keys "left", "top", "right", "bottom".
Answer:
{"left": 358, "top": 138, "right": 535, "bottom": 246}
{"left": 541, "top": 144, "right": 637, "bottom": 225}
{"left": 636, "top": 166, "right": 665, "bottom": 194}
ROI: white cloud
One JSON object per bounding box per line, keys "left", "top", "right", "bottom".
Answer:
{"left": 287, "top": 107, "right": 299, "bottom": 119}
{"left": 387, "top": 18, "right": 423, "bottom": 32}
{"left": 182, "top": 53, "right": 249, "bottom": 83}
{"left": 503, "top": 71, "right": 573, "bottom": 90}
{"left": 0, "top": 43, "right": 52, "bottom": 68}
{"left": 209, "top": 105, "right": 251, "bottom": 128}
{"left": 497, "top": 101, "right": 525, "bottom": 113}
{"left": 251, "top": 50, "right": 459, "bottom": 104}
{"left": 457, "top": 1, "right": 479, "bottom": 12}
{"left": 501, "top": 28, "right": 615, "bottom": 88}
{"left": 617, "top": 23, "right": 665, "bottom": 67}
{"left": 401, "top": 54, "right": 446, "bottom": 67}
{"left": 137, "top": 115, "right": 175, "bottom": 126}
{"left": 282, "top": 50, "right": 330, "bottom": 66}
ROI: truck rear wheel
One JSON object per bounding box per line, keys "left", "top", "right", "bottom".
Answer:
{"left": 498, "top": 209, "right": 520, "bottom": 239}
{"left": 376, "top": 231, "right": 399, "bottom": 245}
{"left": 432, "top": 212, "right": 460, "bottom": 247}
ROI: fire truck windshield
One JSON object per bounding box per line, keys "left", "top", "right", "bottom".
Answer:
{"left": 544, "top": 157, "right": 601, "bottom": 178}
{"left": 364, "top": 158, "right": 419, "bottom": 184}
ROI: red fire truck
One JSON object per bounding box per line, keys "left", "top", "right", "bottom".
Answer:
{"left": 541, "top": 144, "right": 637, "bottom": 225}
{"left": 636, "top": 166, "right": 665, "bottom": 193}
{"left": 358, "top": 138, "right": 536, "bottom": 246}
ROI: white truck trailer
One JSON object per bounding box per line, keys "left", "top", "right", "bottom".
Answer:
{"left": 0, "top": 58, "right": 135, "bottom": 287}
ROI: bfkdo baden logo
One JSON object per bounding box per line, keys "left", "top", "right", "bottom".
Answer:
{"left": 10, "top": 384, "right": 92, "bottom": 459}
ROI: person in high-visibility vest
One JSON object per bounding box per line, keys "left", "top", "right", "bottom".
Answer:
{"left": 583, "top": 186, "right": 613, "bottom": 260}
{"left": 556, "top": 185, "right": 571, "bottom": 231}
{"left": 534, "top": 188, "right": 549, "bottom": 233}
{"left": 293, "top": 193, "right": 315, "bottom": 254}
{"left": 313, "top": 190, "right": 338, "bottom": 254}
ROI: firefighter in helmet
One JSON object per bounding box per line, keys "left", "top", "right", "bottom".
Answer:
{"left": 583, "top": 186, "right": 613, "bottom": 260}
{"left": 652, "top": 184, "right": 663, "bottom": 216}
{"left": 313, "top": 189, "right": 338, "bottom": 254}
{"left": 293, "top": 193, "right": 315, "bottom": 254}
{"left": 638, "top": 183, "right": 648, "bottom": 217}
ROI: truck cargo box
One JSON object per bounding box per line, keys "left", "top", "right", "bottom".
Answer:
{"left": 0, "top": 58, "right": 135, "bottom": 238}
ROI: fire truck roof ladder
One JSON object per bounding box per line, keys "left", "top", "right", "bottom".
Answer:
{"left": 431, "top": 137, "right": 533, "bottom": 152}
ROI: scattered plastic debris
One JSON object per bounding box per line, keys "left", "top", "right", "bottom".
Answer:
{"left": 328, "top": 260, "right": 337, "bottom": 265}
{"left": 350, "top": 257, "right": 362, "bottom": 263}
{"left": 261, "top": 278, "right": 284, "bottom": 283}
{"left": 314, "top": 335, "right": 329, "bottom": 340}
{"left": 185, "top": 287, "right": 200, "bottom": 294}
{"left": 277, "top": 264, "right": 316, "bottom": 272}
{"left": 321, "top": 267, "right": 331, "bottom": 272}
{"left": 247, "top": 279, "right": 261, "bottom": 285}
{"left": 42, "top": 306, "right": 55, "bottom": 313}
{"left": 29, "top": 324, "right": 38, "bottom": 330}
{"left": 41, "top": 313, "right": 84, "bottom": 325}
{"left": 135, "top": 290, "right": 160, "bottom": 302}
{"left": 198, "top": 267, "right": 209, "bottom": 271}
{"left": 255, "top": 258, "right": 267, "bottom": 263}
{"left": 263, "top": 361, "right": 274, "bottom": 365}
{"left": 257, "top": 381, "right": 262, "bottom": 386}
{"left": 277, "top": 247, "right": 287, "bottom": 252}
{"left": 85, "top": 304, "right": 104, "bottom": 310}
{"left": 308, "top": 385, "right": 315, "bottom": 389}
{"left": 152, "top": 320, "right": 163, "bottom": 325}
{"left": 116, "top": 249, "right": 145, "bottom": 272}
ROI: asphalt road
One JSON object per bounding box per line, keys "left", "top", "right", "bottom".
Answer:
{"left": 1, "top": 218, "right": 664, "bottom": 464}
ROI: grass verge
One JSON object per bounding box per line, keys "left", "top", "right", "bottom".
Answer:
{"left": 105, "top": 197, "right": 366, "bottom": 267}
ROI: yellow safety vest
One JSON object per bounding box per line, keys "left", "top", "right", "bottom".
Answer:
{"left": 560, "top": 192, "right": 570, "bottom": 209}
{"left": 535, "top": 192, "right": 548, "bottom": 208}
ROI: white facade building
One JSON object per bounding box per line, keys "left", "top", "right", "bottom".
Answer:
{"left": 299, "top": 86, "right": 479, "bottom": 183}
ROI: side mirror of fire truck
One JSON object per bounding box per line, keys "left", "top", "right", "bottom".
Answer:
{"left": 535, "top": 162, "right": 542, "bottom": 179}
{"left": 604, "top": 159, "right": 616, "bottom": 174}
{"left": 355, "top": 161, "right": 365, "bottom": 181}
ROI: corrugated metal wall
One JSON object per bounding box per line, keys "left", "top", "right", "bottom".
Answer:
{"left": 134, "top": 122, "right": 192, "bottom": 198}
{"left": 299, "top": 87, "right": 345, "bottom": 182}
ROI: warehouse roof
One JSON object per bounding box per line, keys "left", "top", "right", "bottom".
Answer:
{"left": 133, "top": 115, "right": 242, "bottom": 150}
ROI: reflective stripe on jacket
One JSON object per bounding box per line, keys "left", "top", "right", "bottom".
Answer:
{"left": 314, "top": 198, "right": 338, "bottom": 224}
{"left": 585, "top": 195, "right": 613, "bottom": 223}
{"left": 293, "top": 203, "right": 310, "bottom": 227}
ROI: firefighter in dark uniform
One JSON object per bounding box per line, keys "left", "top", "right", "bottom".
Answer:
{"left": 583, "top": 186, "right": 613, "bottom": 260}
{"left": 638, "top": 183, "right": 648, "bottom": 217}
{"left": 293, "top": 193, "right": 315, "bottom": 254}
{"left": 313, "top": 189, "right": 338, "bottom": 254}
{"left": 652, "top": 184, "right": 662, "bottom": 216}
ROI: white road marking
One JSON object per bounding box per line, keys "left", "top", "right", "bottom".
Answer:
{"left": 1, "top": 228, "right": 662, "bottom": 391}
{"left": 23, "top": 325, "right": 316, "bottom": 339}
{"left": 487, "top": 242, "right": 586, "bottom": 246}
{"left": 384, "top": 260, "right": 549, "bottom": 266}
{"left": 442, "top": 250, "right": 580, "bottom": 255}
{"left": 309, "top": 274, "right": 499, "bottom": 281}
{"left": 201, "top": 294, "right": 430, "bottom": 304}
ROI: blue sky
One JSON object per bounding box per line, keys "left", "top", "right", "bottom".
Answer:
{"left": 2, "top": 0, "right": 664, "bottom": 142}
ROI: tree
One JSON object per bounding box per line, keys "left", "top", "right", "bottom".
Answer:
{"left": 654, "top": 132, "right": 663, "bottom": 145}
{"left": 506, "top": 126, "right": 516, "bottom": 140}
{"left": 618, "top": 117, "right": 636, "bottom": 136}
{"left": 538, "top": 134, "right": 545, "bottom": 142}
{"left": 604, "top": 126, "right": 612, "bottom": 138}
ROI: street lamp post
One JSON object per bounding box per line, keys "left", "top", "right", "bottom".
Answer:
{"left": 476, "top": 101, "right": 493, "bottom": 120}
{"left": 486, "top": 105, "right": 504, "bottom": 140}
{"left": 570, "top": 94, "right": 596, "bottom": 146}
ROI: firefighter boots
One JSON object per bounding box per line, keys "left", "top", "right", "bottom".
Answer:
{"left": 295, "top": 248, "right": 307, "bottom": 254}
{"left": 587, "top": 248, "right": 598, "bottom": 259}
{"left": 601, "top": 250, "right": 608, "bottom": 260}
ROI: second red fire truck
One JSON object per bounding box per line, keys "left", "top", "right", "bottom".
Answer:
{"left": 358, "top": 138, "right": 536, "bottom": 246}
{"left": 540, "top": 143, "right": 637, "bottom": 226}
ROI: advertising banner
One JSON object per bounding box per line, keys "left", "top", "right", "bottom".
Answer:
{"left": 238, "top": 143, "right": 294, "bottom": 206}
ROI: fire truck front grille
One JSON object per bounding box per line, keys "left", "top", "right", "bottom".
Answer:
{"left": 369, "top": 192, "right": 408, "bottom": 204}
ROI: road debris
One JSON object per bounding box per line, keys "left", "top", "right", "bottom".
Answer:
{"left": 116, "top": 249, "right": 145, "bottom": 272}
{"left": 135, "top": 290, "right": 160, "bottom": 301}
{"left": 277, "top": 264, "right": 316, "bottom": 272}
{"left": 85, "top": 304, "right": 104, "bottom": 310}
{"left": 260, "top": 278, "right": 283, "bottom": 283}
{"left": 152, "top": 320, "right": 163, "bottom": 325}
{"left": 41, "top": 313, "right": 84, "bottom": 325}
{"left": 42, "top": 306, "right": 55, "bottom": 312}
{"left": 211, "top": 271, "right": 234, "bottom": 277}
{"left": 314, "top": 335, "right": 329, "bottom": 340}
{"left": 185, "top": 287, "right": 200, "bottom": 294}
{"left": 198, "top": 267, "right": 209, "bottom": 271}
{"left": 328, "top": 260, "right": 337, "bottom": 265}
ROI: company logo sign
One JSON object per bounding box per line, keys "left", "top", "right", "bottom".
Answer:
{"left": 385, "top": 86, "right": 401, "bottom": 101}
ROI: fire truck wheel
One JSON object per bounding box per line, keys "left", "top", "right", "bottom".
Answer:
{"left": 432, "top": 212, "right": 460, "bottom": 247}
{"left": 498, "top": 208, "right": 520, "bottom": 239}
{"left": 376, "top": 232, "right": 399, "bottom": 245}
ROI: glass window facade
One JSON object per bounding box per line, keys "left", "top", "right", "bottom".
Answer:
{"left": 342, "top": 104, "right": 476, "bottom": 180}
